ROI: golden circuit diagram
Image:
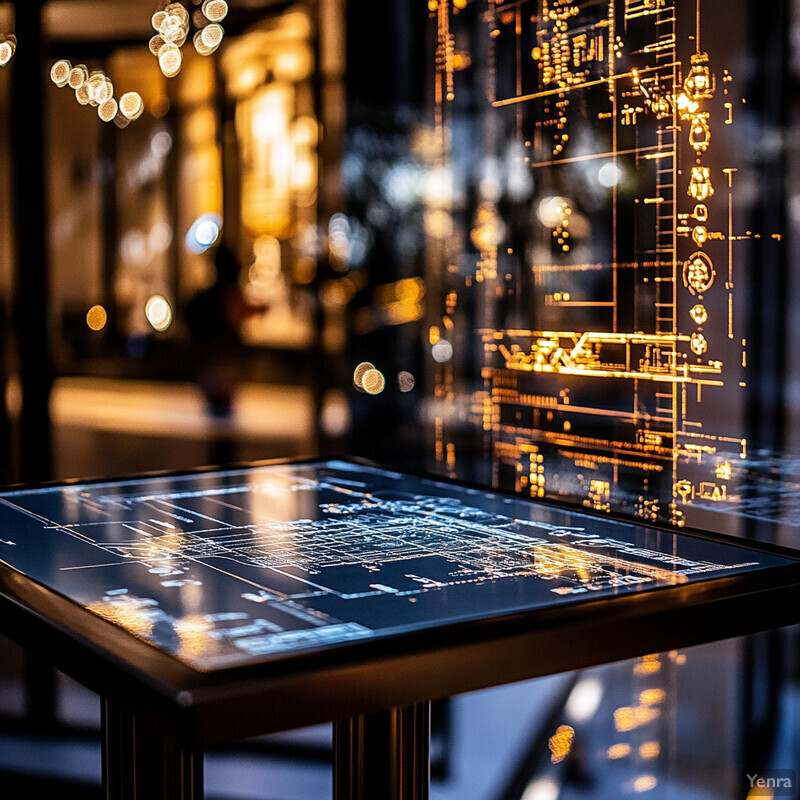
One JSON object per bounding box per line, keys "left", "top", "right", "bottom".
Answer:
{"left": 427, "top": 0, "right": 767, "bottom": 525}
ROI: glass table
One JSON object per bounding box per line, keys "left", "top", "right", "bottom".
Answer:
{"left": 0, "top": 457, "right": 798, "bottom": 799}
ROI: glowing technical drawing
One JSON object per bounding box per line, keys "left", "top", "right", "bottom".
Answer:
{"left": 427, "top": 0, "right": 767, "bottom": 525}
{"left": 0, "top": 461, "right": 781, "bottom": 669}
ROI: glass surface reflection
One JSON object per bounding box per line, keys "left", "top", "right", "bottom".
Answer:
{"left": 0, "top": 459, "right": 793, "bottom": 671}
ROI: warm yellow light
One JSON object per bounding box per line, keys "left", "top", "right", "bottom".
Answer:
{"left": 149, "top": 1, "right": 190, "bottom": 73}
{"left": 119, "top": 92, "right": 144, "bottom": 121}
{"left": 633, "top": 775, "right": 658, "bottom": 793}
{"left": 639, "top": 688, "right": 665, "bottom": 706}
{"left": 548, "top": 725, "right": 574, "bottom": 763}
{"left": 149, "top": 34, "right": 166, "bottom": 56}
{"left": 291, "top": 156, "right": 316, "bottom": 195}
{"left": 634, "top": 658, "right": 661, "bottom": 676}
{"left": 607, "top": 743, "right": 631, "bottom": 760}
{"left": 87, "top": 71, "right": 111, "bottom": 105}
{"left": 51, "top": 59, "right": 73, "bottom": 87}
{"left": 689, "top": 304, "right": 708, "bottom": 325}
{"left": 613, "top": 705, "right": 661, "bottom": 732}
{"left": 68, "top": 64, "right": 88, "bottom": 90}
{"left": 639, "top": 741, "right": 660, "bottom": 759}
{"left": 166, "top": 2, "right": 189, "bottom": 23}
{"left": 162, "top": 19, "right": 187, "bottom": 46}
{"left": 0, "top": 40, "right": 14, "bottom": 67}
{"left": 145, "top": 295, "right": 173, "bottom": 331}
{"left": 174, "top": 615, "right": 217, "bottom": 662}
{"left": 274, "top": 46, "right": 312, "bottom": 82}
{"left": 202, "top": 0, "right": 229, "bottom": 22}
{"left": 159, "top": 43, "right": 183, "bottom": 77}
{"left": 98, "top": 97, "right": 118, "bottom": 122}
{"left": 362, "top": 369, "right": 386, "bottom": 395}
{"left": 89, "top": 599, "right": 153, "bottom": 640}
{"left": 353, "top": 362, "right": 375, "bottom": 392}
{"left": 424, "top": 208, "right": 453, "bottom": 239}
{"left": 716, "top": 461, "right": 733, "bottom": 481}
{"left": 201, "top": 23, "right": 225, "bottom": 49}
{"left": 193, "top": 31, "right": 216, "bottom": 56}
{"left": 675, "top": 92, "right": 699, "bottom": 116}
{"left": 86, "top": 305, "right": 108, "bottom": 331}
{"left": 75, "top": 83, "right": 91, "bottom": 105}
{"left": 688, "top": 166, "right": 714, "bottom": 201}
{"left": 293, "top": 116, "right": 318, "bottom": 146}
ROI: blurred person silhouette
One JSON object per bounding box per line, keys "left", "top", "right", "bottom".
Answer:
{"left": 186, "top": 242, "right": 257, "bottom": 419}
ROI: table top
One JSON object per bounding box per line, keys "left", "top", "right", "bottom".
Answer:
{"left": 1, "top": 457, "right": 799, "bottom": 744}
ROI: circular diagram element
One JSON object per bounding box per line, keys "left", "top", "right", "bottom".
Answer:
{"left": 682, "top": 251, "right": 715, "bottom": 295}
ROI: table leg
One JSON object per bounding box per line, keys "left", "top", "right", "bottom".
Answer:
{"left": 101, "top": 697, "right": 203, "bottom": 800}
{"left": 333, "top": 701, "right": 431, "bottom": 800}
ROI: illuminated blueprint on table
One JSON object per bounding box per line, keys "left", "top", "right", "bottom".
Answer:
{"left": 0, "top": 460, "right": 791, "bottom": 671}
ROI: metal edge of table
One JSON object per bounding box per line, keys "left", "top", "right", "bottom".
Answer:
{"left": 2, "top": 555, "right": 800, "bottom": 747}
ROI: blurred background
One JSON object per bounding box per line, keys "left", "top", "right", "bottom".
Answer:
{"left": 0, "top": 0, "right": 799, "bottom": 797}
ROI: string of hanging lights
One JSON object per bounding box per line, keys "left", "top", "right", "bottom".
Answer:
{"left": 150, "top": 0, "right": 228, "bottom": 78}
{"left": 50, "top": 59, "right": 144, "bottom": 127}
{"left": 45, "top": 0, "right": 229, "bottom": 124}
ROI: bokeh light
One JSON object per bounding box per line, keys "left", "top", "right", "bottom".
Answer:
{"left": 149, "top": 34, "right": 166, "bottom": 56}
{"left": 50, "top": 59, "right": 72, "bottom": 86}
{"left": 398, "top": 371, "right": 416, "bottom": 392}
{"left": 151, "top": 3, "right": 189, "bottom": 77}
{"left": 152, "top": 10, "right": 168, "bottom": 30}
{"left": 119, "top": 92, "right": 144, "bottom": 121}
{"left": 149, "top": 1, "right": 227, "bottom": 67}
{"left": 607, "top": 743, "right": 631, "bottom": 760}
{"left": 86, "top": 305, "right": 108, "bottom": 331}
{"left": 0, "top": 38, "right": 14, "bottom": 68}
{"left": 52, "top": 59, "right": 143, "bottom": 126}
{"left": 597, "top": 162, "right": 623, "bottom": 188}
{"left": 75, "top": 84, "right": 91, "bottom": 105}
{"left": 151, "top": 130, "right": 173, "bottom": 158}
{"left": 520, "top": 777, "right": 559, "bottom": 800}
{"left": 202, "top": 0, "right": 229, "bottom": 23}
{"left": 145, "top": 295, "right": 173, "bottom": 332}
{"left": 362, "top": 369, "right": 386, "bottom": 395}
{"left": 353, "top": 361, "right": 375, "bottom": 392}
{"left": 158, "top": 43, "right": 183, "bottom": 78}
{"left": 639, "top": 741, "right": 660, "bottom": 759}
{"left": 321, "top": 389, "right": 351, "bottom": 436}
{"left": 537, "top": 195, "right": 569, "bottom": 228}
{"left": 185, "top": 213, "right": 222, "bottom": 254}
{"left": 565, "top": 677, "right": 603, "bottom": 722}
{"left": 193, "top": 31, "right": 217, "bottom": 56}
{"left": 201, "top": 23, "right": 225, "bottom": 49}
{"left": 98, "top": 97, "right": 118, "bottom": 122}
{"left": 87, "top": 71, "right": 112, "bottom": 105}
{"left": 431, "top": 339, "right": 453, "bottom": 363}
{"left": 632, "top": 775, "right": 658, "bottom": 793}
{"left": 68, "top": 64, "right": 88, "bottom": 90}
